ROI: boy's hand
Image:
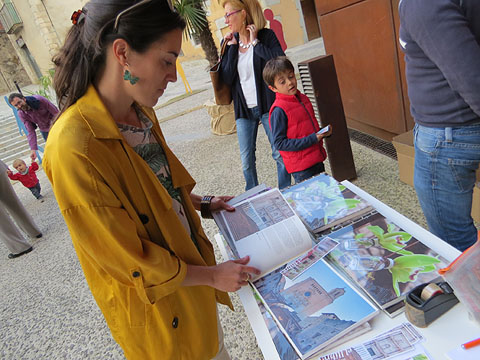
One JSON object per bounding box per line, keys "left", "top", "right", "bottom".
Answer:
{"left": 30, "top": 150, "right": 37, "bottom": 161}
{"left": 316, "top": 124, "right": 333, "bottom": 142}
{"left": 6, "top": 169, "right": 12, "bottom": 176}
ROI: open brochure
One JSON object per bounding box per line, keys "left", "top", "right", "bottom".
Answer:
{"left": 213, "top": 188, "right": 315, "bottom": 278}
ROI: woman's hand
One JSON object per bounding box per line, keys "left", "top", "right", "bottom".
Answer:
{"left": 212, "top": 256, "right": 261, "bottom": 292}
{"left": 210, "top": 196, "right": 235, "bottom": 212}
{"left": 224, "top": 32, "right": 237, "bottom": 46}
{"left": 246, "top": 24, "right": 258, "bottom": 44}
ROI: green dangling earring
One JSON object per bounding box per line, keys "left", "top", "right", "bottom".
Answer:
{"left": 123, "top": 69, "right": 139, "bottom": 85}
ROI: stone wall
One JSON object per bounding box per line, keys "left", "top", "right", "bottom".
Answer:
{"left": 0, "top": 32, "right": 30, "bottom": 94}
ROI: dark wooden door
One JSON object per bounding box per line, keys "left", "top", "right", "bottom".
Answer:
{"left": 316, "top": 0, "right": 411, "bottom": 139}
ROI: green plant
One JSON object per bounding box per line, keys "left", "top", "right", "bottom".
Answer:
{"left": 174, "top": 0, "right": 207, "bottom": 38}
{"left": 390, "top": 254, "right": 441, "bottom": 296}
{"left": 25, "top": 69, "right": 55, "bottom": 101}
{"left": 360, "top": 224, "right": 413, "bottom": 255}
{"left": 173, "top": 0, "right": 219, "bottom": 66}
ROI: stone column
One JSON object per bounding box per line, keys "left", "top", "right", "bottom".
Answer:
{"left": 27, "top": 0, "right": 60, "bottom": 58}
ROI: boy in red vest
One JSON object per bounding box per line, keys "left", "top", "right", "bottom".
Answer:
{"left": 263, "top": 56, "right": 332, "bottom": 183}
{"left": 7, "top": 159, "right": 44, "bottom": 202}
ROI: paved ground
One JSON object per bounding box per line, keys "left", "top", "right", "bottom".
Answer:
{"left": 0, "top": 38, "right": 427, "bottom": 359}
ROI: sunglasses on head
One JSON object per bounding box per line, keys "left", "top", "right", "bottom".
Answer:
{"left": 114, "top": 0, "right": 175, "bottom": 31}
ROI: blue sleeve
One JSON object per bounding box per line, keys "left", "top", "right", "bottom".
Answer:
{"left": 271, "top": 107, "right": 318, "bottom": 152}
{"left": 401, "top": 0, "right": 480, "bottom": 116}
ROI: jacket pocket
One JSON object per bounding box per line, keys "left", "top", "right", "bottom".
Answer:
{"left": 128, "top": 287, "right": 146, "bottom": 327}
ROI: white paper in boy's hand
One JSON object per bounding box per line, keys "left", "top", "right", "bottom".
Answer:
{"left": 317, "top": 125, "right": 330, "bottom": 135}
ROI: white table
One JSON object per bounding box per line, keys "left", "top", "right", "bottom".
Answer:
{"left": 215, "top": 181, "right": 480, "bottom": 360}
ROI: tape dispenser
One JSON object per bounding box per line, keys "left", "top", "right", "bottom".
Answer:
{"left": 405, "top": 281, "right": 458, "bottom": 328}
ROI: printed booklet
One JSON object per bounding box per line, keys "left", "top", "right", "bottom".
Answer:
{"left": 318, "top": 322, "right": 433, "bottom": 360}
{"left": 256, "top": 294, "right": 372, "bottom": 360}
{"left": 281, "top": 173, "right": 373, "bottom": 234}
{"left": 252, "top": 256, "right": 378, "bottom": 359}
{"left": 323, "top": 211, "right": 449, "bottom": 313}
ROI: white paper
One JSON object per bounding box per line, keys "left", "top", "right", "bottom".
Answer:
{"left": 446, "top": 334, "right": 480, "bottom": 360}
{"left": 219, "top": 189, "right": 313, "bottom": 277}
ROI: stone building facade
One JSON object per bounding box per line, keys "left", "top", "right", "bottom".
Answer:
{"left": 0, "top": 0, "right": 317, "bottom": 87}
{"left": 0, "top": 0, "right": 85, "bottom": 87}
{"left": 0, "top": 27, "right": 30, "bottom": 93}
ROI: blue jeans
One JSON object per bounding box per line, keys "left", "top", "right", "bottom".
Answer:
{"left": 414, "top": 123, "right": 480, "bottom": 251}
{"left": 28, "top": 182, "right": 42, "bottom": 199}
{"left": 236, "top": 107, "right": 291, "bottom": 190}
{"left": 292, "top": 162, "right": 325, "bottom": 184}
{"left": 40, "top": 131, "right": 49, "bottom": 141}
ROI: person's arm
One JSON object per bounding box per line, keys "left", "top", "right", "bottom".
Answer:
{"left": 254, "top": 29, "right": 285, "bottom": 61}
{"left": 21, "top": 116, "right": 39, "bottom": 152}
{"left": 219, "top": 39, "right": 239, "bottom": 86}
{"left": 46, "top": 145, "right": 256, "bottom": 305}
{"left": 183, "top": 256, "right": 260, "bottom": 292}
{"left": 7, "top": 171, "right": 20, "bottom": 180}
{"left": 190, "top": 193, "right": 234, "bottom": 212}
{"left": 401, "top": 0, "right": 480, "bottom": 116}
{"left": 30, "top": 162, "right": 39, "bottom": 172}
{"left": 271, "top": 107, "right": 317, "bottom": 152}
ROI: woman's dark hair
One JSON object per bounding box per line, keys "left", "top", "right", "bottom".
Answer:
{"left": 53, "top": 0, "right": 186, "bottom": 114}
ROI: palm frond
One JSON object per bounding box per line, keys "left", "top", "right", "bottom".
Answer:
{"left": 173, "top": 0, "right": 208, "bottom": 39}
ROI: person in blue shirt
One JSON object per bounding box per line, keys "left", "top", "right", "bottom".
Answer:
{"left": 399, "top": 0, "right": 480, "bottom": 251}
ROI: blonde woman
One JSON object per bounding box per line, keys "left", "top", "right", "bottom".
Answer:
{"left": 220, "top": 0, "right": 291, "bottom": 190}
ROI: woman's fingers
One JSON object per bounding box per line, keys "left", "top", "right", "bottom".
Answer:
{"left": 212, "top": 258, "right": 261, "bottom": 292}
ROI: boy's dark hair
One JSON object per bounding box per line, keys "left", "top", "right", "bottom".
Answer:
{"left": 263, "top": 56, "right": 295, "bottom": 87}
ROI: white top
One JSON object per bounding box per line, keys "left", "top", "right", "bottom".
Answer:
{"left": 237, "top": 47, "right": 257, "bottom": 108}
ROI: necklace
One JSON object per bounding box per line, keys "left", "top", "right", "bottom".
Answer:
{"left": 238, "top": 39, "right": 251, "bottom": 49}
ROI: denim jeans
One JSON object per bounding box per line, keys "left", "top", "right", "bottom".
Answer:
{"left": 236, "top": 106, "right": 291, "bottom": 190}
{"left": 413, "top": 123, "right": 480, "bottom": 251}
{"left": 292, "top": 162, "right": 325, "bottom": 184}
{"left": 40, "top": 131, "right": 49, "bottom": 141}
{"left": 28, "top": 182, "right": 42, "bottom": 199}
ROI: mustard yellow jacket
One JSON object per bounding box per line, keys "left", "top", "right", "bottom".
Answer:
{"left": 44, "top": 85, "right": 232, "bottom": 360}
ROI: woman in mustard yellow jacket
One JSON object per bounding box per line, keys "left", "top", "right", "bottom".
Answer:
{"left": 44, "top": 1, "right": 260, "bottom": 359}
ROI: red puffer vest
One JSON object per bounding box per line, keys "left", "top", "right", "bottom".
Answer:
{"left": 269, "top": 92, "right": 327, "bottom": 173}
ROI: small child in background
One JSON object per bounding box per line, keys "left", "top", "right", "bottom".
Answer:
{"left": 7, "top": 159, "right": 44, "bottom": 201}
{"left": 263, "top": 56, "right": 332, "bottom": 184}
